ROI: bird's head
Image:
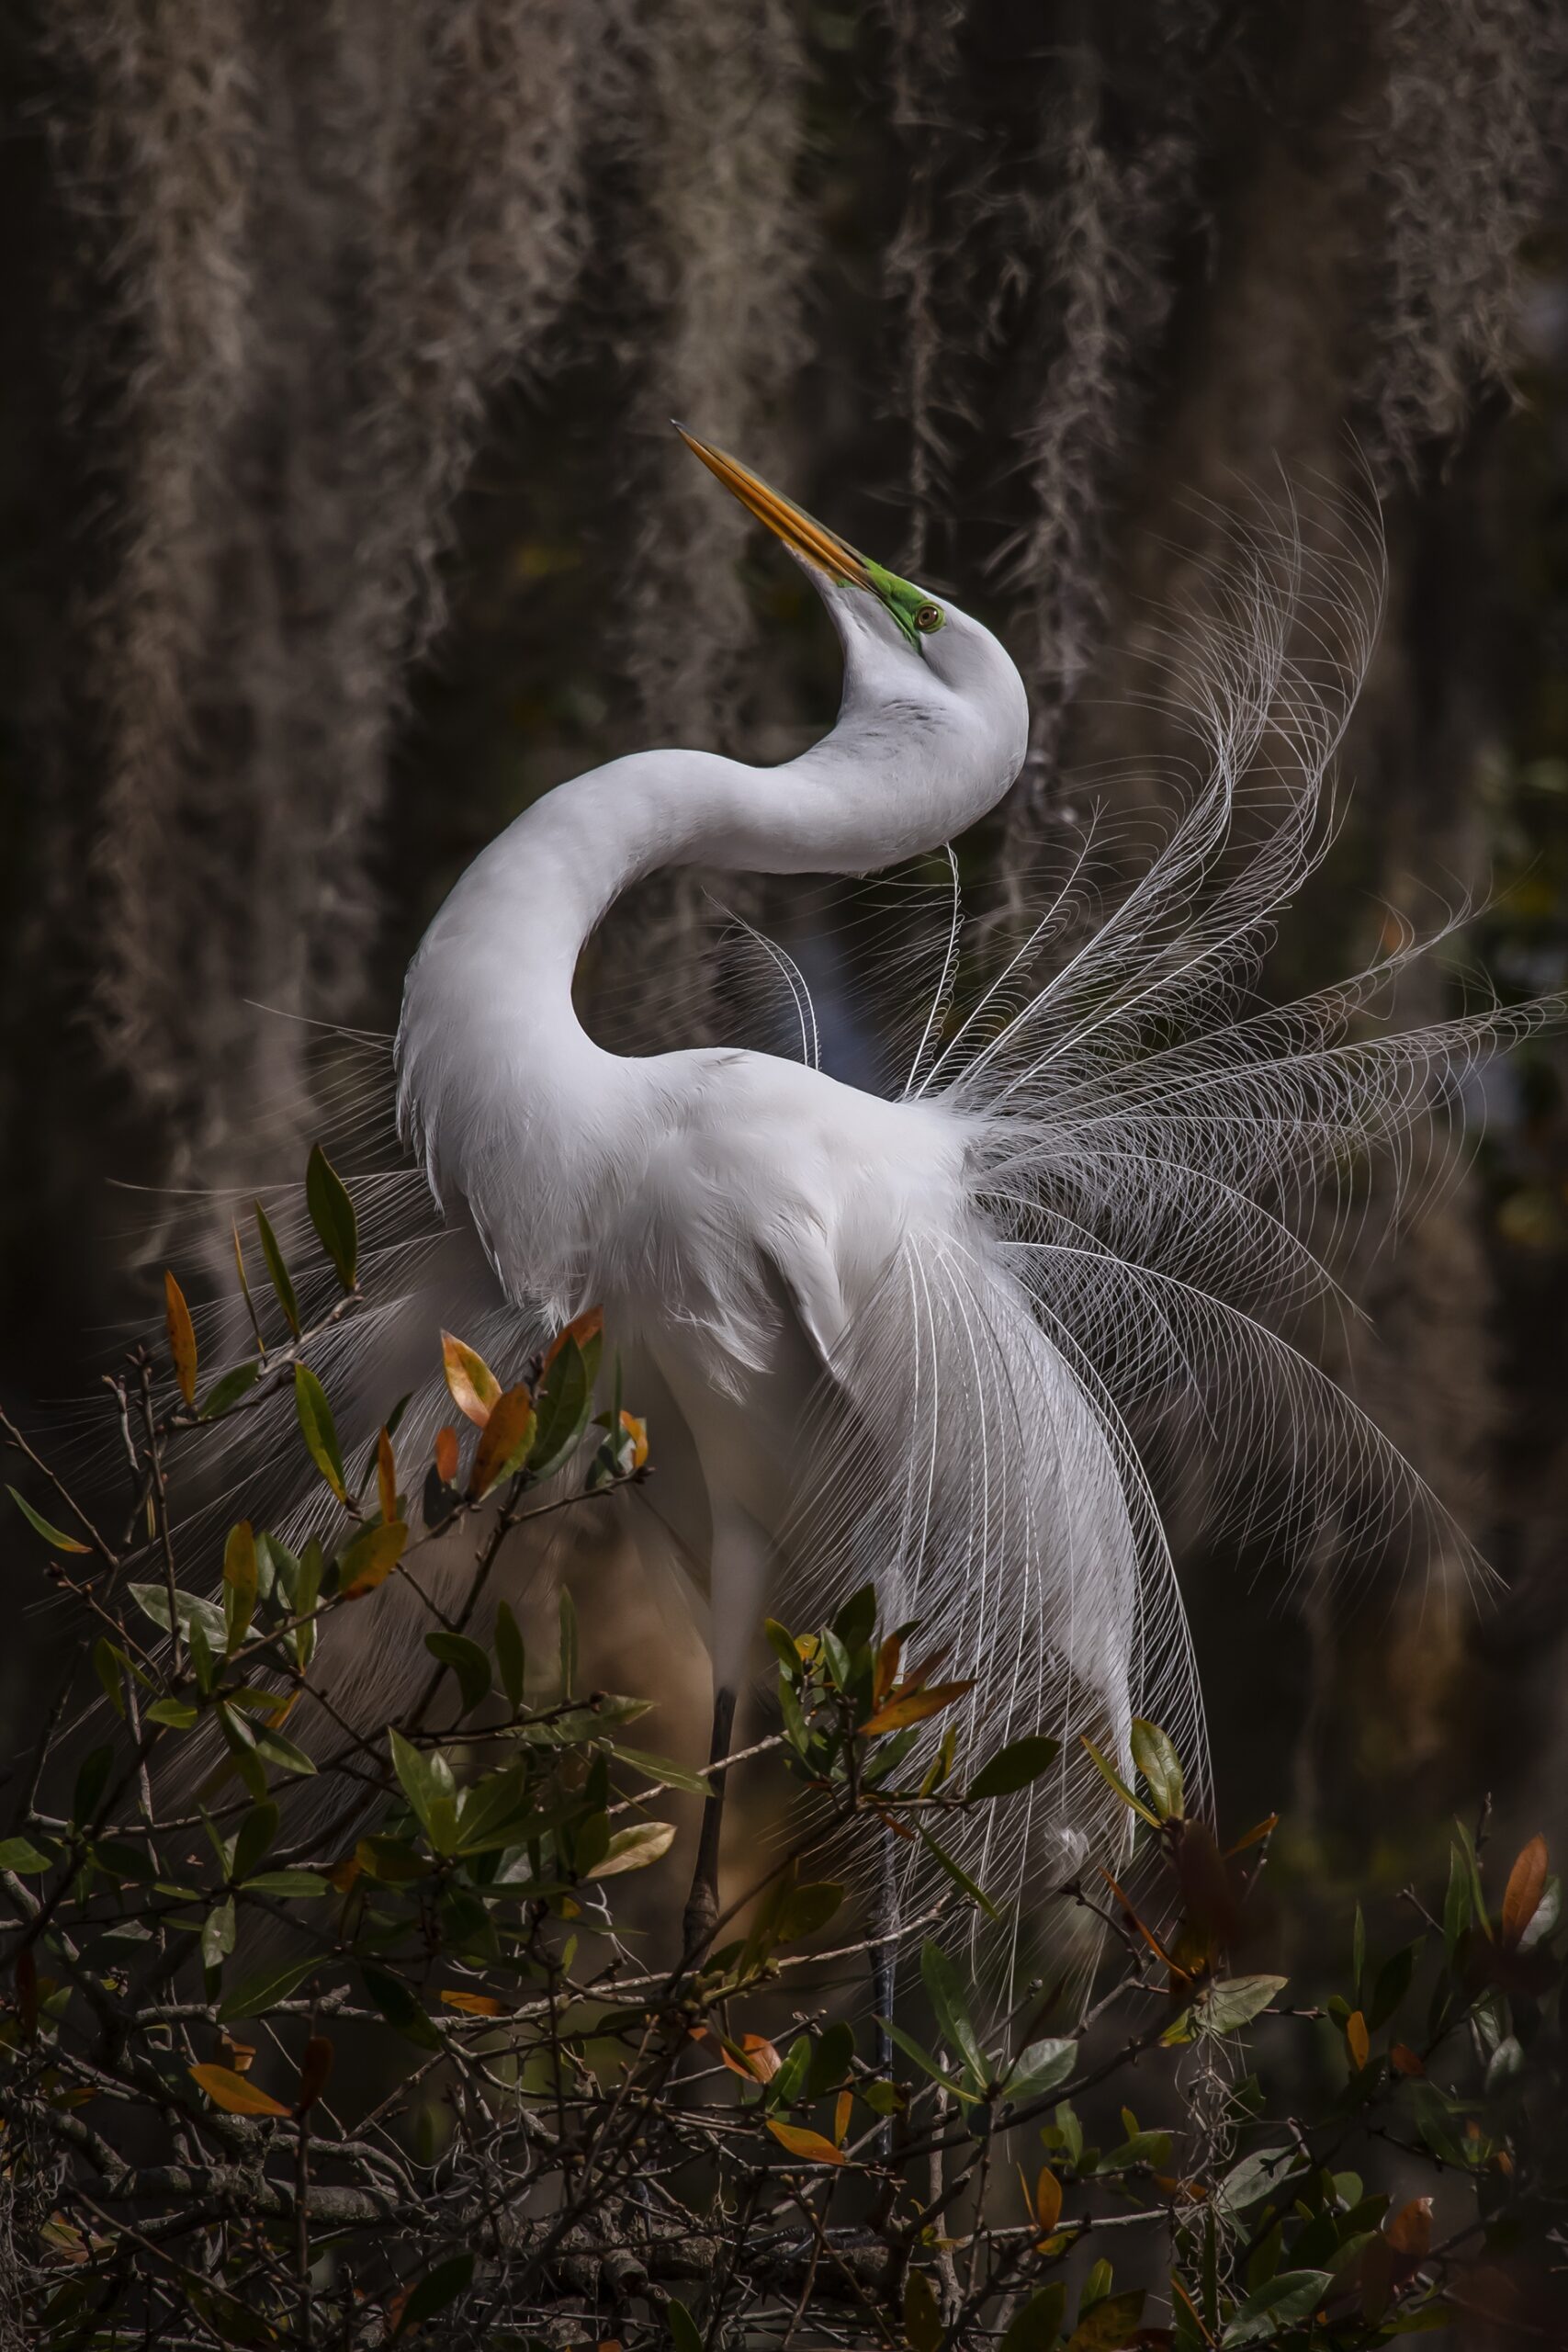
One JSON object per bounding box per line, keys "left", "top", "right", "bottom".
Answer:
{"left": 674, "top": 426, "right": 1024, "bottom": 740}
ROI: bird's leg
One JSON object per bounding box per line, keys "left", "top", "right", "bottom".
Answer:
{"left": 870, "top": 1832, "right": 898, "bottom": 2159}
{"left": 682, "top": 1682, "right": 736, "bottom": 1962}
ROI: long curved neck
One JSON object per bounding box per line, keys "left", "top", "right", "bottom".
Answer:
{"left": 397, "top": 615, "right": 1025, "bottom": 1231}
{"left": 418, "top": 654, "right": 1019, "bottom": 1031}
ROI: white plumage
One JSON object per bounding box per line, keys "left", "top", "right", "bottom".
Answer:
{"left": 248, "top": 447, "right": 1548, "bottom": 1985}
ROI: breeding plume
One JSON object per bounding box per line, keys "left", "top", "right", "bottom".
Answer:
{"left": 377, "top": 429, "right": 1540, "bottom": 1973}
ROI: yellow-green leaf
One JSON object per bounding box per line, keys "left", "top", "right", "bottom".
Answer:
{"left": 293, "top": 1364, "right": 346, "bottom": 1500}
{"left": 223, "top": 1521, "right": 258, "bottom": 1656}
{"left": 339, "top": 1521, "right": 407, "bottom": 1599}
{"left": 7, "top": 1487, "right": 90, "bottom": 1555}
{"left": 253, "top": 1201, "right": 300, "bottom": 1339}
{"left": 442, "top": 1331, "right": 501, "bottom": 1429}
{"left": 305, "top": 1145, "right": 357, "bottom": 1291}
{"left": 582, "top": 1820, "right": 675, "bottom": 1878}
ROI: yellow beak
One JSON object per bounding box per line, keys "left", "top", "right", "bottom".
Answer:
{"left": 674, "top": 425, "right": 870, "bottom": 590}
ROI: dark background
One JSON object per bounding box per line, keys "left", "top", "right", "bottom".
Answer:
{"left": 0, "top": 2, "right": 1565, "bottom": 1955}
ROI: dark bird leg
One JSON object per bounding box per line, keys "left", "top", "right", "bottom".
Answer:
{"left": 871, "top": 1832, "right": 898, "bottom": 2158}
{"left": 682, "top": 1682, "right": 736, "bottom": 1962}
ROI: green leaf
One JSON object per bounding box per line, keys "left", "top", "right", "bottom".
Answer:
{"left": 1199, "top": 1974, "right": 1287, "bottom": 2034}
{"left": 1443, "top": 1843, "right": 1472, "bottom": 1957}
{"left": 305, "top": 1145, "right": 358, "bottom": 1291}
{"left": 805, "top": 2018, "right": 856, "bottom": 2100}
{"left": 584, "top": 1820, "right": 676, "bottom": 1878}
{"left": 199, "top": 1362, "right": 261, "bottom": 1421}
{"left": 389, "top": 1727, "right": 457, "bottom": 1850}
{"left": 424, "top": 1632, "right": 491, "bottom": 1714}
{"left": 361, "top": 1962, "right": 443, "bottom": 2052}
{"left": 294, "top": 1537, "right": 325, "bottom": 1671}
{"left": 1006, "top": 2037, "right": 1077, "bottom": 2103}
{"left": 92, "top": 1639, "right": 126, "bottom": 1719}
{"left": 667, "top": 2300, "right": 704, "bottom": 2352}
{"left": 528, "top": 1336, "right": 594, "bottom": 1481}
{"left": 880, "top": 2017, "right": 981, "bottom": 2102}
{"left": 1215, "top": 2145, "right": 1304, "bottom": 2214}
{"left": 1221, "top": 2270, "right": 1332, "bottom": 2346}
{"left": 145, "top": 1698, "right": 199, "bottom": 1730}
{"left": 919, "top": 1941, "right": 987, "bottom": 2081}
{"left": 251, "top": 1722, "right": 317, "bottom": 1778}
{"left": 129, "top": 1579, "right": 229, "bottom": 1652}
{"left": 222, "top": 1521, "right": 258, "bottom": 1657}
{"left": 72, "top": 1744, "right": 114, "bottom": 1827}
{"left": 0, "top": 1837, "right": 52, "bottom": 1873}
{"left": 905, "top": 2270, "right": 945, "bottom": 2352}
{"left": 1000, "top": 2282, "right": 1066, "bottom": 2352}
{"left": 917, "top": 1822, "right": 1001, "bottom": 1921}
{"left": 831, "top": 1578, "right": 878, "bottom": 1654}
{"left": 231, "top": 1802, "right": 279, "bottom": 1884}
{"left": 494, "top": 1600, "right": 525, "bottom": 1708}
{"left": 6, "top": 1487, "right": 89, "bottom": 1555}
{"left": 774, "top": 1881, "right": 844, "bottom": 1941}
{"left": 215, "top": 1953, "right": 321, "bottom": 2022}
{"left": 1130, "top": 1719, "right": 1184, "bottom": 1819}
{"left": 1067, "top": 2289, "right": 1144, "bottom": 2350}
{"left": 293, "top": 1364, "right": 347, "bottom": 1500}
{"left": 252, "top": 1200, "right": 300, "bottom": 1338}
{"left": 966, "top": 1735, "right": 1062, "bottom": 1803}
{"left": 1080, "top": 1736, "right": 1160, "bottom": 1828}
{"left": 609, "top": 1743, "right": 711, "bottom": 1795}
{"left": 1369, "top": 1939, "right": 1423, "bottom": 2030}
{"left": 201, "top": 1897, "right": 237, "bottom": 1972}
{"left": 393, "top": 2251, "right": 473, "bottom": 2335}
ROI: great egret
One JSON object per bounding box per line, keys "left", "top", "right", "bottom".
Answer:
{"left": 385, "top": 428, "right": 1537, "bottom": 1973}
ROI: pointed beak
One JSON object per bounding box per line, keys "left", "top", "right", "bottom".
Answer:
{"left": 674, "top": 424, "right": 871, "bottom": 591}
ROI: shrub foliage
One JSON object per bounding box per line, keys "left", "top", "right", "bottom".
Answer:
{"left": 0, "top": 1153, "right": 1562, "bottom": 2346}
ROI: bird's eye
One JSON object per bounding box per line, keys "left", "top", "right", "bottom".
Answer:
{"left": 914, "top": 602, "right": 945, "bottom": 633}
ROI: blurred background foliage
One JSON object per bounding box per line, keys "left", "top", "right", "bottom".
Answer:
{"left": 0, "top": 0, "right": 1565, "bottom": 2042}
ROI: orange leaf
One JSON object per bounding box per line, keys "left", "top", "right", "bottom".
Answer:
{"left": 766, "top": 2120, "right": 846, "bottom": 2166}
{"left": 1390, "top": 2041, "right": 1424, "bottom": 2077}
{"left": 376, "top": 1428, "right": 398, "bottom": 1525}
{"left": 440, "top": 1989, "right": 503, "bottom": 2017}
{"left": 441, "top": 1331, "right": 502, "bottom": 1429}
{"left": 164, "top": 1271, "right": 197, "bottom": 1408}
{"left": 1346, "top": 2010, "right": 1370, "bottom": 2070}
{"left": 328, "top": 1857, "right": 361, "bottom": 1894}
{"left": 468, "top": 1384, "right": 538, "bottom": 1499}
{"left": 872, "top": 1631, "right": 902, "bottom": 1709}
{"left": 1034, "top": 2165, "right": 1063, "bottom": 2236}
{"left": 189, "top": 2063, "right": 289, "bottom": 2118}
{"left": 860, "top": 1678, "right": 977, "bottom": 1736}
{"left": 339, "top": 1521, "right": 407, "bottom": 1600}
{"left": 298, "top": 2035, "right": 333, "bottom": 2113}
{"left": 434, "top": 1425, "right": 459, "bottom": 1485}
{"left": 1385, "top": 2197, "right": 1432, "bottom": 2259}
{"left": 833, "top": 2088, "right": 852, "bottom": 2147}
{"left": 1501, "top": 1834, "right": 1548, "bottom": 1949}
{"left": 692, "top": 2025, "right": 781, "bottom": 2083}
{"left": 218, "top": 2035, "right": 255, "bottom": 2075}
{"left": 1224, "top": 1813, "right": 1280, "bottom": 1858}
{"left": 545, "top": 1306, "right": 604, "bottom": 1371}
{"left": 618, "top": 1408, "right": 649, "bottom": 1470}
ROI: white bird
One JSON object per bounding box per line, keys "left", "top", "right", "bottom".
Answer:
{"left": 308, "top": 432, "right": 1540, "bottom": 1987}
